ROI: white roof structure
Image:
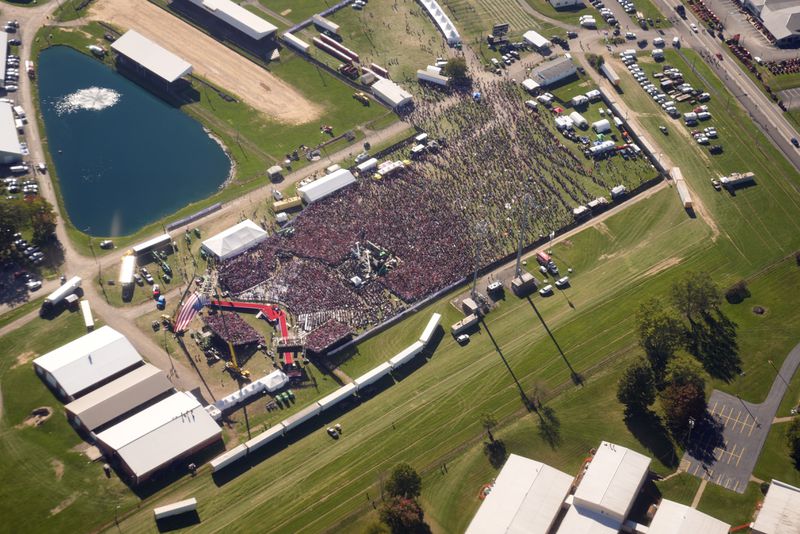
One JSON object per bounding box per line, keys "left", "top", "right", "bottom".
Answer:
{"left": 557, "top": 506, "right": 621, "bottom": 534}
{"left": 0, "top": 102, "right": 22, "bottom": 164}
{"left": 522, "top": 79, "right": 540, "bottom": 92}
{"left": 530, "top": 56, "right": 577, "bottom": 87}
{"left": 419, "top": 0, "right": 461, "bottom": 44}
{"left": 752, "top": 480, "right": 800, "bottom": 534}
{"left": 0, "top": 33, "right": 6, "bottom": 89}
{"left": 371, "top": 78, "right": 413, "bottom": 109}
{"left": 572, "top": 441, "right": 650, "bottom": 523}
{"left": 96, "top": 391, "right": 221, "bottom": 482}
{"left": 592, "top": 119, "right": 611, "bottom": 133}
{"left": 282, "top": 32, "right": 311, "bottom": 53}
{"left": 33, "top": 326, "right": 143, "bottom": 400}
{"left": 649, "top": 499, "right": 730, "bottom": 534}
{"left": 201, "top": 219, "right": 267, "bottom": 261}
{"left": 111, "top": 30, "right": 192, "bottom": 83}
{"left": 118, "top": 255, "right": 136, "bottom": 285}
{"left": 298, "top": 168, "right": 357, "bottom": 204}
{"left": 132, "top": 233, "right": 171, "bottom": 255}
{"left": 188, "top": 0, "right": 277, "bottom": 40}
{"left": 64, "top": 363, "right": 173, "bottom": 431}
{"left": 523, "top": 30, "right": 552, "bottom": 49}
{"left": 466, "top": 454, "right": 573, "bottom": 534}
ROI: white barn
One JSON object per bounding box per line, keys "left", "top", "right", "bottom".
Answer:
{"left": 466, "top": 454, "right": 573, "bottom": 534}
{"left": 298, "top": 168, "right": 357, "bottom": 204}
{"left": 95, "top": 391, "right": 222, "bottom": 484}
{"left": 201, "top": 219, "right": 268, "bottom": 261}
{"left": 188, "top": 0, "right": 278, "bottom": 40}
{"left": 33, "top": 326, "right": 144, "bottom": 401}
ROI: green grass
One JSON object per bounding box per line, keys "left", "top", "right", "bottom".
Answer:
{"left": 655, "top": 473, "right": 702, "bottom": 506}
{"left": 0, "top": 311, "right": 138, "bottom": 534}
{"left": 753, "top": 421, "right": 800, "bottom": 487}
{"left": 0, "top": 297, "right": 44, "bottom": 329}
{"left": 53, "top": 0, "right": 92, "bottom": 21}
{"left": 697, "top": 481, "right": 763, "bottom": 526}
{"left": 243, "top": 4, "right": 287, "bottom": 29}
{"left": 443, "top": 0, "right": 558, "bottom": 43}
{"left": 521, "top": 0, "right": 597, "bottom": 26}
{"left": 258, "top": 0, "right": 330, "bottom": 23}
{"left": 625, "top": 0, "right": 671, "bottom": 28}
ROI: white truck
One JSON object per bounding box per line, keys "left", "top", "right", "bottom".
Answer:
{"left": 42, "top": 276, "right": 82, "bottom": 311}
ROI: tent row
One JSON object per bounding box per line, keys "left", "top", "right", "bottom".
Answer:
{"left": 210, "top": 313, "right": 441, "bottom": 472}
{"left": 204, "top": 370, "right": 289, "bottom": 420}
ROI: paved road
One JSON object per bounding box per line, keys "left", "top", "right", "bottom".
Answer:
{"left": 681, "top": 340, "right": 800, "bottom": 493}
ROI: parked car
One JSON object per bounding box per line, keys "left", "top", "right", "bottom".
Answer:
{"left": 539, "top": 285, "right": 554, "bottom": 296}
{"left": 99, "top": 239, "right": 114, "bottom": 249}
{"left": 456, "top": 334, "right": 470, "bottom": 344}
{"left": 555, "top": 276, "right": 570, "bottom": 288}
{"left": 26, "top": 279, "right": 41, "bottom": 291}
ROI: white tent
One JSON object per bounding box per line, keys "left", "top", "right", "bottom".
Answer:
{"left": 523, "top": 30, "right": 552, "bottom": 49}
{"left": 201, "top": 219, "right": 267, "bottom": 261}
{"left": 371, "top": 78, "right": 413, "bottom": 108}
{"left": 298, "top": 168, "right": 357, "bottom": 204}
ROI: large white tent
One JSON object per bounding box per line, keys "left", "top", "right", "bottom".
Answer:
{"left": 201, "top": 219, "right": 267, "bottom": 261}
{"left": 33, "top": 326, "right": 144, "bottom": 401}
{"left": 96, "top": 391, "right": 221, "bottom": 484}
{"left": 649, "top": 499, "right": 730, "bottom": 534}
{"left": 370, "top": 78, "right": 413, "bottom": 109}
{"left": 466, "top": 454, "right": 573, "bottom": 534}
{"left": 298, "top": 169, "right": 357, "bottom": 204}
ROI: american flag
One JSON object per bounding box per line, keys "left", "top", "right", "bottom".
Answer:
{"left": 174, "top": 292, "right": 208, "bottom": 332}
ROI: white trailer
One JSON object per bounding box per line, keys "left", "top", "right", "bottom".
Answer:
{"left": 12, "top": 105, "right": 25, "bottom": 119}
{"left": 153, "top": 498, "right": 197, "bottom": 520}
{"left": 316, "top": 383, "right": 357, "bottom": 411}
{"left": 281, "top": 404, "right": 321, "bottom": 432}
{"left": 353, "top": 362, "right": 392, "bottom": 390}
{"left": 417, "top": 69, "right": 450, "bottom": 87}
{"left": 44, "top": 276, "right": 82, "bottom": 308}
{"left": 418, "top": 313, "right": 442, "bottom": 345}
{"left": 118, "top": 255, "right": 136, "bottom": 286}
{"left": 356, "top": 157, "right": 378, "bottom": 174}
{"left": 389, "top": 341, "right": 425, "bottom": 370}
{"left": 80, "top": 300, "right": 94, "bottom": 331}
{"left": 282, "top": 32, "right": 310, "bottom": 53}
{"left": 245, "top": 423, "right": 286, "bottom": 453}
{"left": 675, "top": 180, "right": 692, "bottom": 208}
{"left": 209, "top": 444, "right": 248, "bottom": 472}
{"left": 720, "top": 172, "right": 755, "bottom": 189}
{"left": 131, "top": 233, "right": 170, "bottom": 257}
{"left": 312, "top": 14, "right": 340, "bottom": 34}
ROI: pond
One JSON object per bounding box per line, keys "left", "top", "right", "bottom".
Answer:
{"left": 37, "top": 46, "right": 231, "bottom": 237}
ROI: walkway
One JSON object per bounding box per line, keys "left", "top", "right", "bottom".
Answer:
{"left": 680, "top": 340, "right": 800, "bottom": 493}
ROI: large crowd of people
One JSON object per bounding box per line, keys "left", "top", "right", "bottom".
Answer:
{"left": 203, "top": 311, "right": 264, "bottom": 346}
{"left": 304, "top": 319, "right": 353, "bottom": 354}
{"left": 216, "top": 80, "right": 655, "bottom": 332}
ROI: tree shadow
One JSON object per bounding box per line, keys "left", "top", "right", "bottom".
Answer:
{"left": 686, "top": 311, "right": 741, "bottom": 381}
{"left": 624, "top": 409, "right": 678, "bottom": 468}
{"left": 483, "top": 439, "right": 508, "bottom": 468}
{"left": 683, "top": 412, "right": 726, "bottom": 465}
{"left": 537, "top": 405, "right": 562, "bottom": 449}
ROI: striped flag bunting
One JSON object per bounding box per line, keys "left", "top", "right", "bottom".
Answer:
{"left": 175, "top": 292, "right": 209, "bottom": 332}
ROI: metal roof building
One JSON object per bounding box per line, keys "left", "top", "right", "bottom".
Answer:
{"left": 33, "top": 326, "right": 144, "bottom": 401}
{"left": 96, "top": 391, "right": 221, "bottom": 484}
{"left": 110, "top": 30, "right": 193, "bottom": 83}
{"left": 298, "top": 168, "right": 357, "bottom": 204}
{"left": 371, "top": 78, "right": 413, "bottom": 109}
{"left": 64, "top": 363, "right": 173, "bottom": 433}
{"left": 752, "top": 480, "right": 800, "bottom": 534}
{"left": 0, "top": 102, "right": 22, "bottom": 164}
{"left": 188, "top": 0, "right": 278, "bottom": 40}
{"left": 649, "top": 499, "right": 730, "bottom": 534}
{"left": 523, "top": 30, "right": 552, "bottom": 50}
{"left": 201, "top": 219, "right": 268, "bottom": 261}
{"left": 571, "top": 441, "right": 650, "bottom": 524}
{"left": 529, "top": 56, "right": 577, "bottom": 87}
{"left": 466, "top": 454, "right": 573, "bottom": 534}
{"left": 557, "top": 506, "right": 621, "bottom": 534}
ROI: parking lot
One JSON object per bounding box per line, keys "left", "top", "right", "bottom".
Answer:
{"left": 680, "top": 390, "right": 768, "bottom": 493}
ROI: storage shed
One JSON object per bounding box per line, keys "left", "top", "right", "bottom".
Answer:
{"left": 465, "top": 454, "right": 573, "bottom": 534}
{"left": 33, "top": 326, "right": 144, "bottom": 401}
{"left": 64, "top": 363, "right": 173, "bottom": 433}
{"left": 201, "top": 219, "right": 268, "bottom": 261}
{"left": 298, "top": 169, "right": 357, "bottom": 204}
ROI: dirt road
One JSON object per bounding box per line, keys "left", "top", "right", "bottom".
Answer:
{"left": 88, "top": 0, "right": 322, "bottom": 124}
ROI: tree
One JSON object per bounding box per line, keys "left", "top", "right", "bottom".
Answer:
{"left": 670, "top": 272, "right": 721, "bottom": 324}
{"left": 786, "top": 418, "right": 800, "bottom": 468}
{"left": 442, "top": 57, "right": 468, "bottom": 80}
{"left": 385, "top": 463, "right": 422, "bottom": 499}
{"left": 481, "top": 412, "right": 498, "bottom": 442}
{"left": 0, "top": 201, "right": 23, "bottom": 252}
{"left": 660, "top": 358, "right": 707, "bottom": 436}
{"left": 617, "top": 360, "right": 656, "bottom": 415}
{"left": 636, "top": 298, "right": 685, "bottom": 384}
{"left": 379, "top": 497, "right": 428, "bottom": 534}
{"left": 363, "top": 521, "right": 391, "bottom": 534}
{"left": 26, "top": 197, "right": 56, "bottom": 245}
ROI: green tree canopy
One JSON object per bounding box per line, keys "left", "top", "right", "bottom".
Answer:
{"left": 617, "top": 359, "right": 657, "bottom": 415}
{"left": 660, "top": 358, "right": 707, "bottom": 436}
{"left": 786, "top": 418, "right": 800, "bottom": 468}
{"left": 671, "top": 272, "right": 721, "bottom": 324}
{"left": 636, "top": 298, "right": 685, "bottom": 384}
{"left": 385, "top": 463, "right": 422, "bottom": 499}
{"left": 379, "top": 497, "right": 428, "bottom": 534}
{"left": 443, "top": 57, "right": 468, "bottom": 80}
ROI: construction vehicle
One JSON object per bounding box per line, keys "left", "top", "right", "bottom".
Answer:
{"left": 214, "top": 288, "right": 251, "bottom": 381}
{"left": 353, "top": 91, "right": 369, "bottom": 105}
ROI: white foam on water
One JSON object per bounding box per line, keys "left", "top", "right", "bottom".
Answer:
{"left": 55, "top": 87, "right": 120, "bottom": 115}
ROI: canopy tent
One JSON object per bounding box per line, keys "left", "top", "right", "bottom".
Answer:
{"left": 201, "top": 219, "right": 267, "bottom": 261}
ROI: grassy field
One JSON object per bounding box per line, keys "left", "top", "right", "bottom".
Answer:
{"left": 0, "top": 296, "right": 44, "bottom": 329}
{"left": 624, "top": 0, "right": 671, "bottom": 28}
{"left": 0, "top": 311, "right": 139, "bottom": 534}
{"left": 443, "top": 0, "right": 559, "bottom": 44}
{"left": 522, "top": 0, "right": 598, "bottom": 26}
{"left": 258, "top": 0, "right": 330, "bottom": 23}
{"left": 753, "top": 420, "right": 800, "bottom": 487}
{"left": 655, "top": 473, "right": 702, "bottom": 506}
{"left": 30, "top": 24, "right": 387, "bottom": 255}
{"left": 326, "top": 0, "right": 449, "bottom": 82}
{"left": 697, "top": 481, "right": 763, "bottom": 526}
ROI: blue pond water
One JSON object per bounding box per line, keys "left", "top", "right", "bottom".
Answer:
{"left": 37, "top": 46, "right": 231, "bottom": 236}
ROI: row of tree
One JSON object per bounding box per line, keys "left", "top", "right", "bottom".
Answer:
{"left": 0, "top": 197, "right": 57, "bottom": 255}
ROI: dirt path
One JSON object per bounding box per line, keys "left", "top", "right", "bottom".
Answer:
{"left": 88, "top": 0, "right": 322, "bottom": 124}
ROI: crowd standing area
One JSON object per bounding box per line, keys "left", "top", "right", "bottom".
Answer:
{"left": 217, "top": 79, "right": 656, "bottom": 336}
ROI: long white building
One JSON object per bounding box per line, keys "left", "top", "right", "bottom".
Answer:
{"left": 298, "top": 168, "right": 357, "bottom": 204}
{"left": 371, "top": 78, "right": 413, "bottom": 108}
{"left": 0, "top": 102, "right": 22, "bottom": 164}
{"left": 188, "top": 0, "right": 278, "bottom": 40}
{"left": 111, "top": 30, "right": 192, "bottom": 84}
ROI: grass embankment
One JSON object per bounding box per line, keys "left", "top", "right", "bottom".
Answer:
{"left": 30, "top": 23, "right": 388, "bottom": 256}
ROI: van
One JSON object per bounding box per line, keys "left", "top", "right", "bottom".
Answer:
{"left": 539, "top": 285, "right": 554, "bottom": 296}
